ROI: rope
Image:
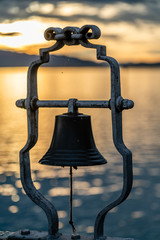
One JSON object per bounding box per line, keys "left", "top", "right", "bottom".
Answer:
{"left": 69, "top": 166, "right": 77, "bottom": 235}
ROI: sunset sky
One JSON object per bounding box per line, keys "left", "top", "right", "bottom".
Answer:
{"left": 0, "top": 0, "right": 159, "bottom": 63}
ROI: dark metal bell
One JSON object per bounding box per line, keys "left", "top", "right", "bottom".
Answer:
{"left": 39, "top": 112, "right": 107, "bottom": 167}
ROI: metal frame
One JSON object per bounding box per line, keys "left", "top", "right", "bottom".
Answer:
{"left": 16, "top": 25, "right": 134, "bottom": 240}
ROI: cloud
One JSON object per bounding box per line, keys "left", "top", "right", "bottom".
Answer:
{"left": 0, "top": 0, "right": 159, "bottom": 63}
{"left": 102, "top": 34, "right": 122, "bottom": 40}
{"left": 0, "top": 32, "right": 21, "bottom": 37}
{"left": 26, "top": 2, "right": 55, "bottom": 14}
{"left": 149, "top": 50, "right": 160, "bottom": 54}
{"left": 0, "top": 0, "right": 159, "bottom": 26}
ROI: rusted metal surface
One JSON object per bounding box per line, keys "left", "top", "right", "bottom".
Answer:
{"left": 16, "top": 98, "right": 134, "bottom": 111}
{"left": 16, "top": 25, "right": 134, "bottom": 240}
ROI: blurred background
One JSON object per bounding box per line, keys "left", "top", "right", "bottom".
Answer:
{"left": 0, "top": 1, "right": 160, "bottom": 240}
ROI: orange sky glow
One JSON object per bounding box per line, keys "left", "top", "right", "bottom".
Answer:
{"left": 0, "top": 1, "right": 159, "bottom": 63}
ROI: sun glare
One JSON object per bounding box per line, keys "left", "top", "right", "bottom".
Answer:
{"left": 0, "top": 19, "right": 46, "bottom": 50}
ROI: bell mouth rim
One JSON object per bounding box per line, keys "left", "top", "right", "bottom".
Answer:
{"left": 39, "top": 160, "right": 107, "bottom": 167}
{"left": 39, "top": 163, "right": 107, "bottom": 167}
{"left": 39, "top": 148, "right": 107, "bottom": 167}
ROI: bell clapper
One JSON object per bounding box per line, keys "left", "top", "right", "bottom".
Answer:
{"left": 69, "top": 166, "right": 80, "bottom": 239}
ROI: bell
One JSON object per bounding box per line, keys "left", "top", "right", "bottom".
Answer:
{"left": 39, "top": 112, "right": 107, "bottom": 167}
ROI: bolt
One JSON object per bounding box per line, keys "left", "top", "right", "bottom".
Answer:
{"left": 71, "top": 234, "right": 81, "bottom": 239}
{"left": 98, "top": 237, "right": 106, "bottom": 240}
{"left": 21, "top": 229, "right": 30, "bottom": 235}
{"left": 122, "top": 99, "right": 134, "bottom": 110}
{"left": 116, "top": 96, "right": 134, "bottom": 111}
{"left": 16, "top": 99, "right": 25, "bottom": 109}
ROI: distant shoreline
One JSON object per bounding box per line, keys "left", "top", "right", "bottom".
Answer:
{"left": 0, "top": 64, "right": 159, "bottom": 68}
{"left": 0, "top": 50, "right": 159, "bottom": 68}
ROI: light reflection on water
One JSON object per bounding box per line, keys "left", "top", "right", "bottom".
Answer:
{"left": 0, "top": 67, "right": 160, "bottom": 239}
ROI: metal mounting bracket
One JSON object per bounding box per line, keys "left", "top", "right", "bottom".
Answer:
{"left": 15, "top": 25, "right": 134, "bottom": 240}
